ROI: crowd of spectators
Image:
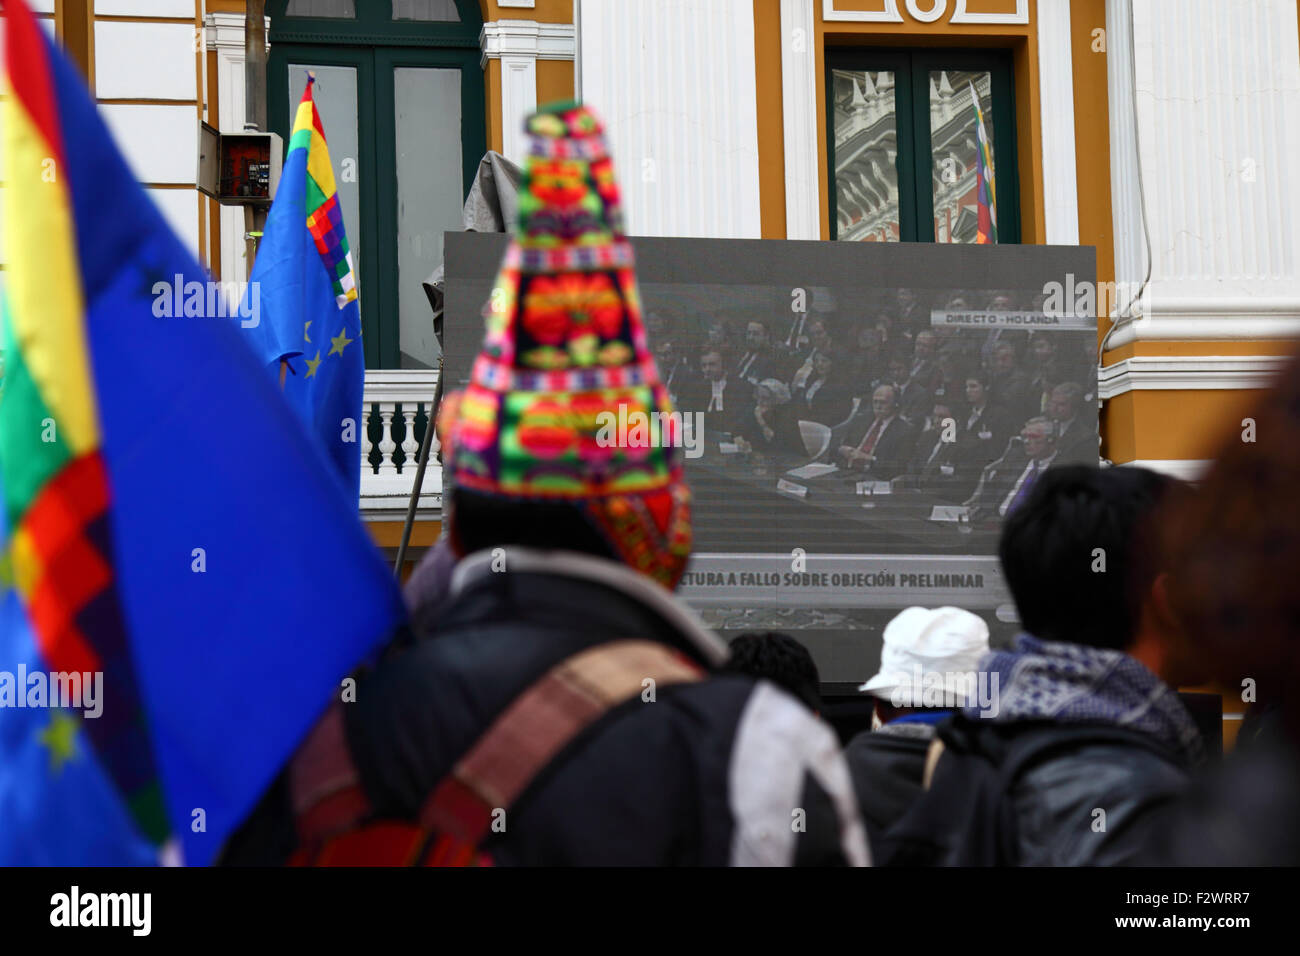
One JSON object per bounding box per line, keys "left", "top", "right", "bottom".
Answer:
{"left": 657, "top": 289, "right": 1099, "bottom": 509}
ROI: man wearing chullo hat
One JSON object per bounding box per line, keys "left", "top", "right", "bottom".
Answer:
{"left": 222, "top": 103, "right": 868, "bottom": 866}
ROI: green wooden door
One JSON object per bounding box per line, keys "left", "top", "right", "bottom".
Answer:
{"left": 268, "top": 0, "right": 486, "bottom": 369}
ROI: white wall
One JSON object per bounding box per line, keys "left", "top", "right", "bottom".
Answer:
{"left": 577, "top": 0, "right": 763, "bottom": 239}
{"left": 94, "top": 8, "right": 202, "bottom": 265}
{"left": 95, "top": 21, "right": 198, "bottom": 100}
{"left": 1107, "top": 0, "right": 1300, "bottom": 344}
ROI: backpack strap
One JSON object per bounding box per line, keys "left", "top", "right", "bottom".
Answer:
{"left": 419, "top": 639, "right": 704, "bottom": 847}
{"left": 287, "top": 639, "right": 704, "bottom": 865}
{"left": 289, "top": 700, "right": 369, "bottom": 849}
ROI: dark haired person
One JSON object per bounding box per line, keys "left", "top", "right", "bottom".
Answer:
{"left": 723, "top": 632, "right": 821, "bottom": 715}
{"left": 678, "top": 346, "right": 745, "bottom": 435}
{"left": 987, "top": 340, "right": 1033, "bottom": 420}
{"left": 792, "top": 351, "right": 855, "bottom": 429}
{"left": 225, "top": 105, "right": 868, "bottom": 868}
{"left": 849, "top": 324, "right": 886, "bottom": 394}
{"left": 652, "top": 336, "right": 691, "bottom": 404}
{"left": 956, "top": 372, "right": 1009, "bottom": 481}
{"left": 887, "top": 465, "right": 1205, "bottom": 866}
{"left": 787, "top": 318, "right": 834, "bottom": 390}
{"left": 734, "top": 320, "right": 776, "bottom": 385}
{"left": 898, "top": 401, "right": 964, "bottom": 497}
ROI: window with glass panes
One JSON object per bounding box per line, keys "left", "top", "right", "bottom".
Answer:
{"left": 268, "top": 0, "right": 486, "bottom": 369}
{"left": 826, "top": 50, "right": 1019, "bottom": 244}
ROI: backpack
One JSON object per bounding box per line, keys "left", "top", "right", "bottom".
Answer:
{"left": 874, "top": 718, "right": 1177, "bottom": 866}
{"left": 286, "top": 639, "right": 705, "bottom": 866}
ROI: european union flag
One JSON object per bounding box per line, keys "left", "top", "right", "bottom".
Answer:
{"left": 242, "top": 75, "right": 365, "bottom": 494}
{"left": 0, "top": 0, "right": 404, "bottom": 865}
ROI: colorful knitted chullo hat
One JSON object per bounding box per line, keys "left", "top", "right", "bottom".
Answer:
{"left": 439, "top": 102, "right": 692, "bottom": 589}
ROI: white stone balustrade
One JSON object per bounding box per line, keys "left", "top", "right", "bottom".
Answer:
{"left": 360, "top": 369, "right": 442, "bottom": 521}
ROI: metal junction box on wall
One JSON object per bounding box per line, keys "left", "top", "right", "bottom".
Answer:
{"left": 199, "top": 122, "right": 283, "bottom": 206}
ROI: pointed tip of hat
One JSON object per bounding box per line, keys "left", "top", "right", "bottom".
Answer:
{"left": 524, "top": 101, "right": 605, "bottom": 139}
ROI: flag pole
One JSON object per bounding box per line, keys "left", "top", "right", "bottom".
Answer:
{"left": 393, "top": 355, "right": 443, "bottom": 578}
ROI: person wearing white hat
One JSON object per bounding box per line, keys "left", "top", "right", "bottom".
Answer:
{"left": 859, "top": 606, "right": 993, "bottom": 712}
{"left": 844, "top": 607, "right": 992, "bottom": 848}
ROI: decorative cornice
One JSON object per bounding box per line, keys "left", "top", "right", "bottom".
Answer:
{"left": 364, "top": 368, "right": 440, "bottom": 400}
{"left": 480, "top": 19, "right": 576, "bottom": 68}
{"left": 821, "top": 0, "right": 1028, "bottom": 25}
{"left": 1104, "top": 298, "right": 1300, "bottom": 350}
{"left": 1098, "top": 355, "right": 1289, "bottom": 399}
{"left": 205, "top": 13, "right": 269, "bottom": 52}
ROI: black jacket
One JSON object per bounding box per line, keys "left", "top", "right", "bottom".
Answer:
{"left": 900, "top": 430, "right": 967, "bottom": 498}
{"left": 1053, "top": 417, "right": 1097, "bottom": 465}
{"left": 792, "top": 376, "right": 855, "bottom": 429}
{"left": 676, "top": 374, "right": 748, "bottom": 436}
{"left": 734, "top": 401, "right": 804, "bottom": 455}
{"left": 957, "top": 406, "right": 1012, "bottom": 471}
{"left": 1141, "top": 703, "right": 1300, "bottom": 865}
{"left": 844, "top": 724, "right": 935, "bottom": 850}
{"left": 734, "top": 349, "right": 777, "bottom": 385}
{"left": 232, "top": 548, "right": 869, "bottom": 867}
{"left": 830, "top": 413, "right": 918, "bottom": 480}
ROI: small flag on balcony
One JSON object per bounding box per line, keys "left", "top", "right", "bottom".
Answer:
{"left": 0, "top": 0, "right": 403, "bottom": 865}
{"left": 242, "top": 75, "right": 365, "bottom": 494}
{"left": 969, "top": 81, "right": 997, "bottom": 244}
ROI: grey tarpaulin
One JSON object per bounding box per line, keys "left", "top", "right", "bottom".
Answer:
{"left": 420, "top": 150, "right": 522, "bottom": 325}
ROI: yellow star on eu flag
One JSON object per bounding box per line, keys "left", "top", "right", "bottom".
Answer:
{"left": 329, "top": 328, "right": 354, "bottom": 357}
{"left": 304, "top": 321, "right": 312, "bottom": 343}
{"left": 304, "top": 350, "right": 322, "bottom": 378}
{"left": 40, "top": 711, "right": 78, "bottom": 773}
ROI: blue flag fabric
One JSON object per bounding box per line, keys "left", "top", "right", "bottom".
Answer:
{"left": 241, "top": 77, "right": 365, "bottom": 495}
{"left": 0, "top": 11, "right": 405, "bottom": 865}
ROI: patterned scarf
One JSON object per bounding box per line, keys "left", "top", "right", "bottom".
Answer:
{"left": 963, "top": 633, "right": 1206, "bottom": 766}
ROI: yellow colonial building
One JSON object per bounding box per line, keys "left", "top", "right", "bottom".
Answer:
{"left": 11, "top": 0, "right": 1300, "bottom": 564}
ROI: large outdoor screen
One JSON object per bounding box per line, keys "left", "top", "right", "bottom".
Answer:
{"left": 445, "top": 234, "right": 1098, "bottom": 687}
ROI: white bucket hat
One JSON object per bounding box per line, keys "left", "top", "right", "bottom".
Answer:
{"left": 859, "top": 607, "right": 990, "bottom": 707}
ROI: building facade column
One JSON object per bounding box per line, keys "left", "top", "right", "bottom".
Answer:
{"left": 480, "top": 18, "right": 576, "bottom": 166}
{"left": 1035, "top": 0, "right": 1079, "bottom": 244}
{"left": 205, "top": 11, "right": 269, "bottom": 288}
{"left": 781, "top": 0, "right": 822, "bottom": 240}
